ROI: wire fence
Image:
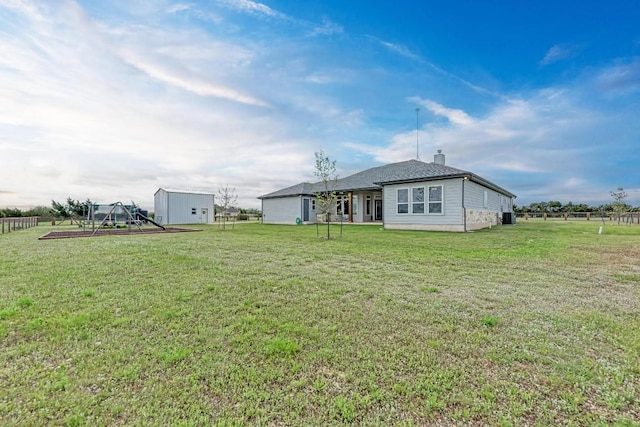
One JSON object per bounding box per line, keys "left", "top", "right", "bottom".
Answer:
{"left": 516, "top": 212, "right": 640, "bottom": 224}
{"left": 0, "top": 217, "right": 40, "bottom": 234}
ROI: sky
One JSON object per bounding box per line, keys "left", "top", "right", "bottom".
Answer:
{"left": 1, "top": 0, "right": 639, "bottom": 211}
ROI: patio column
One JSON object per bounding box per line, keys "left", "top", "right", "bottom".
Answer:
{"left": 348, "top": 192, "right": 353, "bottom": 223}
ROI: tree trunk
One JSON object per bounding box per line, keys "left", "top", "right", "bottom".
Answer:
{"left": 326, "top": 213, "right": 330, "bottom": 239}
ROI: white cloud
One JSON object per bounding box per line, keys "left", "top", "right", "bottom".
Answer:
{"left": 369, "top": 36, "right": 420, "bottom": 61}
{"left": 308, "top": 17, "right": 344, "bottom": 37}
{"left": 596, "top": 59, "right": 640, "bottom": 93}
{"left": 115, "top": 49, "right": 269, "bottom": 107}
{"left": 348, "top": 90, "right": 616, "bottom": 204}
{"left": 540, "top": 43, "right": 581, "bottom": 66}
{"left": 220, "top": 0, "right": 288, "bottom": 19}
{"left": 421, "top": 100, "right": 475, "bottom": 126}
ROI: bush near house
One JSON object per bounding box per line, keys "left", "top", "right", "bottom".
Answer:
{"left": 1, "top": 222, "right": 639, "bottom": 425}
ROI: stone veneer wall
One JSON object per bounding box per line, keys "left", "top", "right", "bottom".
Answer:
{"left": 466, "top": 209, "right": 500, "bottom": 231}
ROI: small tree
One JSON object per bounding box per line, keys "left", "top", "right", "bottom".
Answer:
{"left": 313, "top": 150, "right": 339, "bottom": 239}
{"left": 610, "top": 187, "right": 629, "bottom": 224}
{"left": 217, "top": 185, "right": 238, "bottom": 230}
{"left": 51, "top": 198, "right": 93, "bottom": 225}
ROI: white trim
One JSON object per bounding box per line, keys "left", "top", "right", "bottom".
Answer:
{"left": 397, "top": 188, "right": 409, "bottom": 214}
{"left": 427, "top": 185, "right": 444, "bottom": 215}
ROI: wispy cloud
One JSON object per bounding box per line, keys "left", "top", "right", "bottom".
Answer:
{"left": 307, "top": 17, "right": 343, "bottom": 37}
{"left": 116, "top": 49, "right": 269, "bottom": 107}
{"left": 596, "top": 59, "right": 640, "bottom": 93}
{"left": 166, "top": 3, "right": 221, "bottom": 23}
{"left": 368, "top": 36, "right": 421, "bottom": 61}
{"left": 540, "top": 43, "right": 581, "bottom": 66}
{"left": 419, "top": 99, "right": 475, "bottom": 126}
{"left": 219, "top": 0, "right": 288, "bottom": 20}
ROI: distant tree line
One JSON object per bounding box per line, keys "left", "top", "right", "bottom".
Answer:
{"left": 516, "top": 188, "right": 636, "bottom": 214}
{"left": 1, "top": 199, "right": 262, "bottom": 218}
{"left": 515, "top": 201, "right": 633, "bottom": 213}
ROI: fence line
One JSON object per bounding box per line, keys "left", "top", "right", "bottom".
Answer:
{"left": 516, "top": 212, "right": 640, "bottom": 224}
{"left": 0, "top": 217, "right": 39, "bottom": 234}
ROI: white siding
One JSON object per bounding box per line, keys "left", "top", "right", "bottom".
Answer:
{"left": 154, "top": 189, "right": 169, "bottom": 225}
{"left": 153, "top": 189, "right": 215, "bottom": 225}
{"left": 383, "top": 179, "right": 464, "bottom": 230}
{"left": 262, "top": 197, "right": 302, "bottom": 224}
{"left": 463, "top": 180, "right": 515, "bottom": 229}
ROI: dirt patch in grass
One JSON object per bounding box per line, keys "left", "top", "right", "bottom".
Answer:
{"left": 38, "top": 227, "right": 200, "bottom": 240}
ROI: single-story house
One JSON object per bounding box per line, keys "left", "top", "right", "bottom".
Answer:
{"left": 258, "top": 151, "right": 516, "bottom": 231}
{"left": 154, "top": 188, "right": 215, "bottom": 225}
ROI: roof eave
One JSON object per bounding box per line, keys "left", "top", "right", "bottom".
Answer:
{"left": 374, "top": 173, "right": 516, "bottom": 198}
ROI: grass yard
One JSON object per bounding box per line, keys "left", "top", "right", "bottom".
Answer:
{"left": 1, "top": 221, "right": 639, "bottom": 426}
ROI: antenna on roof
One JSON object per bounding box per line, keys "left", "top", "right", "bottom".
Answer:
{"left": 415, "top": 107, "right": 420, "bottom": 160}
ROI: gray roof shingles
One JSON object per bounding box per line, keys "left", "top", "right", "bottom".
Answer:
{"left": 258, "top": 159, "right": 514, "bottom": 199}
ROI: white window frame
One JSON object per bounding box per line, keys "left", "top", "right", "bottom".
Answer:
{"left": 483, "top": 190, "right": 488, "bottom": 209}
{"left": 428, "top": 185, "right": 444, "bottom": 215}
{"left": 397, "top": 188, "right": 409, "bottom": 214}
{"left": 352, "top": 194, "right": 358, "bottom": 215}
{"left": 398, "top": 186, "right": 443, "bottom": 215}
{"left": 412, "top": 187, "right": 425, "bottom": 214}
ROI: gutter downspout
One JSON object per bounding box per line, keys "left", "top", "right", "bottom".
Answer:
{"left": 462, "top": 176, "right": 468, "bottom": 232}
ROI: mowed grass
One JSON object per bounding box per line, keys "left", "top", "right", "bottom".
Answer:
{"left": 1, "top": 221, "right": 639, "bottom": 426}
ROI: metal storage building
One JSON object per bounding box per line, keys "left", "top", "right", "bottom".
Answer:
{"left": 153, "top": 188, "right": 215, "bottom": 225}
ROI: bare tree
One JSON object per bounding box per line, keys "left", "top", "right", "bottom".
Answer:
{"left": 313, "top": 150, "right": 339, "bottom": 239}
{"left": 610, "top": 187, "right": 629, "bottom": 225}
{"left": 217, "top": 185, "right": 238, "bottom": 230}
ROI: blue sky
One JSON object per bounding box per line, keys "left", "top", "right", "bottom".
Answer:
{"left": 1, "top": 0, "right": 639, "bottom": 210}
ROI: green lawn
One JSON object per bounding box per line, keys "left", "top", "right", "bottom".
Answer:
{"left": 1, "top": 221, "right": 639, "bottom": 426}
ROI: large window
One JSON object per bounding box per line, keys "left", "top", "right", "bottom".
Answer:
{"left": 428, "top": 186, "right": 443, "bottom": 214}
{"left": 336, "top": 195, "right": 349, "bottom": 215}
{"left": 399, "top": 186, "right": 443, "bottom": 215}
{"left": 412, "top": 187, "right": 425, "bottom": 214}
{"left": 397, "top": 189, "right": 409, "bottom": 214}
{"left": 483, "top": 190, "right": 488, "bottom": 209}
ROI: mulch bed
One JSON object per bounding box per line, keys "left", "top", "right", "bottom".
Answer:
{"left": 38, "top": 227, "right": 200, "bottom": 240}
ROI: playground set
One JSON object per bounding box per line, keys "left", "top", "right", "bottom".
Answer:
{"left": 39, "top": 202, "right": 198, "bottom": 240}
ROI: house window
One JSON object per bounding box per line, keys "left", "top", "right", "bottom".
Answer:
{"left": 412, "top": 187, "right": 425, "bottom": 214}
{"left": 191, "top": 208, "right": 197, "bottom": 215}
{"left": 336, "top": 195, "right": 349, "bottom": 215}
{"left": 397, "top": 189, "right": 409, "bottom": 214}
{"left": 483, "top": 190, "right": 488, "bottom": 209}
{"left": 365, "top": 195, "right": 371, "bottom": 216}
{"left": 428, "top": 186, "right": 443, "bottom": 214}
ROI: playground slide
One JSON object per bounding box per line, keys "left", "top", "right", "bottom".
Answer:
{"left": 137, "top": 213, "right": 165, "bottom": 230}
